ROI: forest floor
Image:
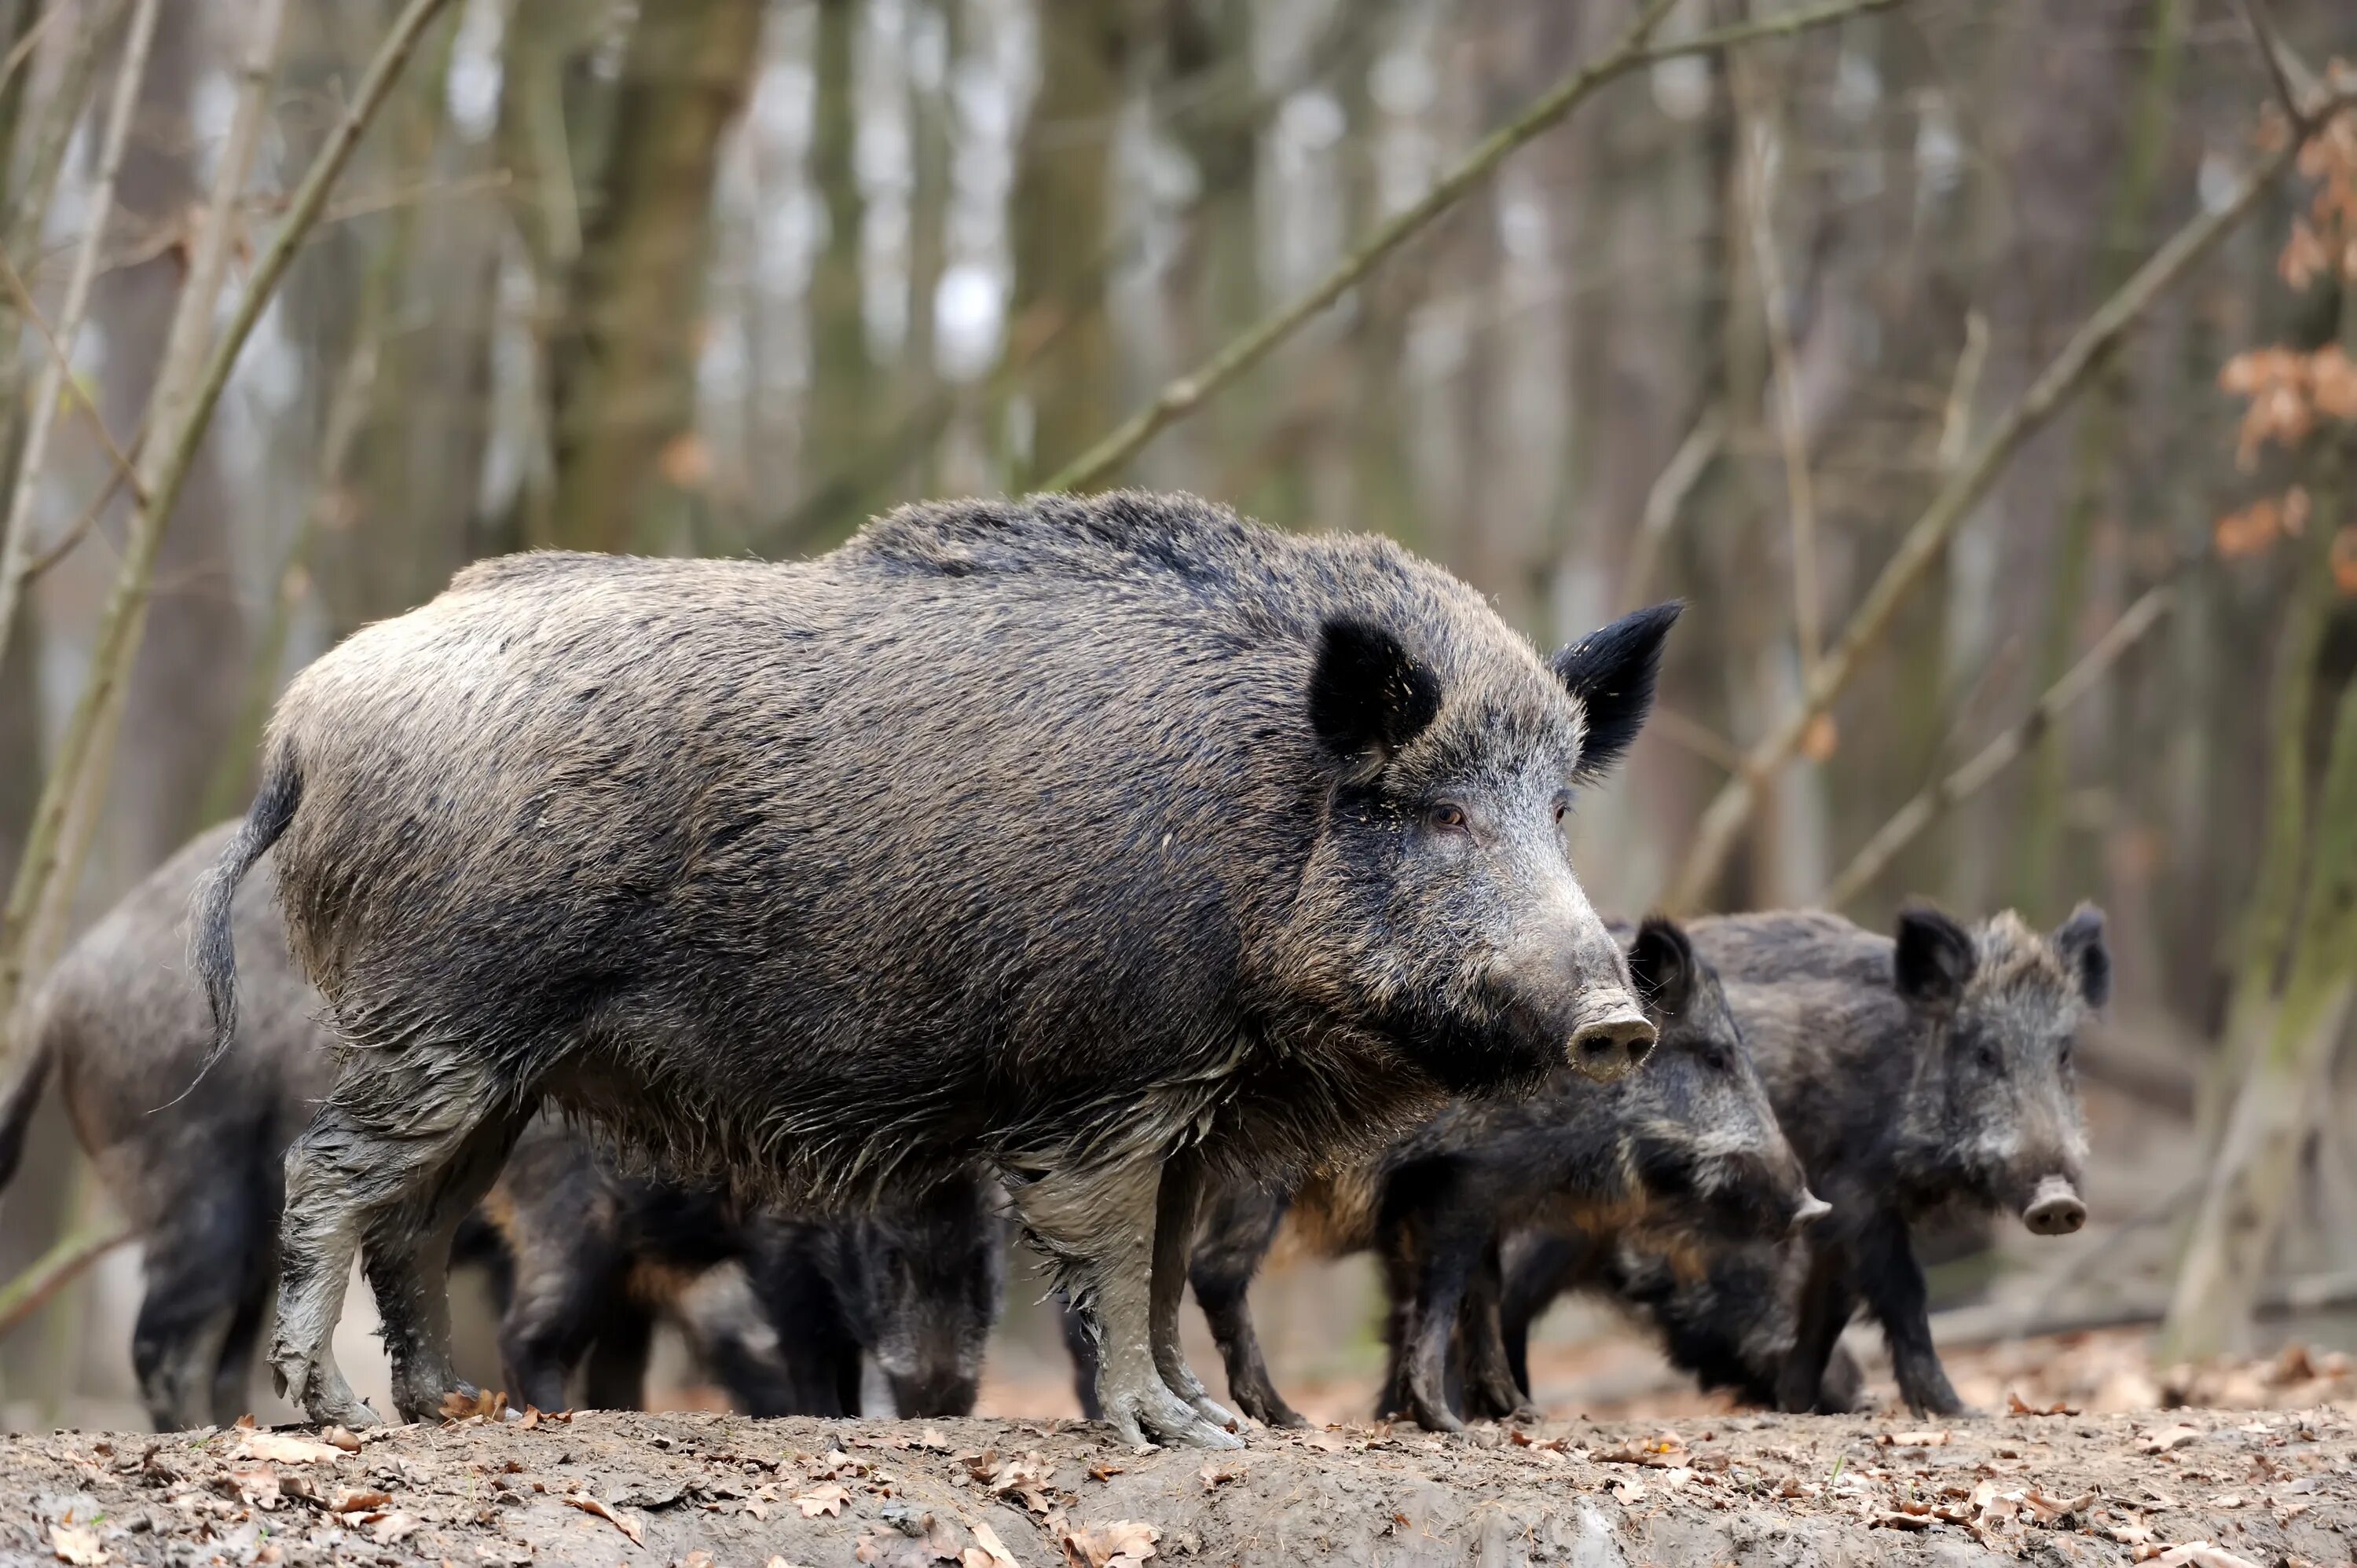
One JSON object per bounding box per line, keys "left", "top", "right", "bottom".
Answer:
{"left": 5, "top": 1338, "right": 2354, "bottom": 1568}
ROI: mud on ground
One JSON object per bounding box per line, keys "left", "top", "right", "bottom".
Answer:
{"left": 8, "top": 1383, "right": 2355, "bottom": 1568}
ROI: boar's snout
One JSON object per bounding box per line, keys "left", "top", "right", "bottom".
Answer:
{"left": 2021, "top": 1174, "right": 2085, "bottom": 1236}
{"left": 1568, "top": 994, "right": 1655, "bottom": 1082}
{"left": 888, "top": 1368, "right": 981, "bottom": 1419}
{"left": 1788, "top": 1190, "right": 1833, "bottom": 1236}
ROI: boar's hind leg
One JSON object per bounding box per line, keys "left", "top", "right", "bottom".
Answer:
{"left": 1455, "top": 1247, "right": 1541, "bottom": 1425}
{"left": 1150, "top": 1156, "right": 1240, "bottom": 1432}
{"left": 1056, "top": 1292, "right": 1102, "bottom": 1420}
{"left": 271, "top": 1059, "right": 521, "bottom": 1427}
{"left": 1774, "top": 1244, "right": 1857, "bottom": 1416}
{"left": 1853, "top": 1211, "right": 1967, "bottom": 1416}
{"left": 1013, "top": 1156, "right": 1241, "bottom": 1450}
{"left": 132, "top": 1189, "right": 268, "bottom": 1431}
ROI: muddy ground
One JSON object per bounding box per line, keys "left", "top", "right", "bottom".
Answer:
{"left": 8, "top": 1367, "right": 2355, "bottom": 1568}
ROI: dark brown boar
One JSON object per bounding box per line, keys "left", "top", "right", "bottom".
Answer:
{"left": 192, "top": 491, "right": 1677, "bottom": 1446}
{"left": 1684, "top": 903, "right": 2106, "bottom": 1416}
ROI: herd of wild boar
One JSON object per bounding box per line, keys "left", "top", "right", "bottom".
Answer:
{"left": 0, "top": 492, "right": 2105, "bottom": 1447}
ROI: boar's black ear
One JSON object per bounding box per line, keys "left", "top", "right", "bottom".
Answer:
{"left": 1552, "top": 602, "right": 1681, "bottom": 782}
{"left": 2052, "top": 903, "right": 2110, "bottom": 1009}
{"left": 1626, "top": 914, "right": 1695, "bottom": 1018}
{"left": 1308, "top": 618, "right": 1442, "bottom": 766}
{"left": 1893, "top": 904, "right": 1975, "bottom": 1013}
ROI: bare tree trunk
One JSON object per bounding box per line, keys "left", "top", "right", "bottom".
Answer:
{"left": 2161, "top": 672, "right": 2357, "bottom": 1361}
{"left": 547, "top": 0, "right": 763, "bottom": 553}
{"left": 1007, "top": 0, "right": 1129, "bottom": 488}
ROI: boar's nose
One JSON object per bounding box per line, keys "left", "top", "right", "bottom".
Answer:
{"left": 1788, "top": 1191, "right": 1833, "bottom": 1236}
{"left": 2021, "top": 1175, "right": 2086, "bottom": 1236}
{"left": 889, "top": 1370, "right": 981, "bottom": 1419}
{"left": 1568, "top": 995, "right": 1655, "bottom": 1083}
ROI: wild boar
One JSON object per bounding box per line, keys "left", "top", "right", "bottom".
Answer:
{"left": 193, "top": 491, "right": 1677, "bottom": 1446}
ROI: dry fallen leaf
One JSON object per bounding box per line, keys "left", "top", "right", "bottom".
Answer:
{"left": 225, "top": 1465, "right": 283, "bottom": 1509}
{"left": 236, "top": 1431, "right": 343, "bottom": 1465}
{"left": 796, "top": 1482, "right": 853, "bottom": 1518}
{"left": 1879, "top": 1429, "right": 1950, "bottom": 1448}
{"left": 368, "top": 1511, "right": 422, "bottom": 1546}
{"left": 328, "top": 1486, "right": 393, "bottom": 1514}
{"left": 1870, "top": 1510, "right": 1935, "bottom": 1531}
{"left": 564, "top": 1493, "right": 645, "bottom": 1546}
{"left": 319, "top": 1425, "right": 364, "bottom": 1453}
{"left": 441, "top": 1387, "right": 509, "bottom": 1424}
{"left": 1059, "top": 1519, "right": 1160, "bottom": 1568}
{"left": 2138, "top": 1423, "right": 2202, "bottom": 1454}
{"left": 2005, "top": 1390, "right": 2074, "bottom": 1416}
{"left": 915, "top": 1427, "right": 952, "bottom": 1452}
{"left": 2020, "top": 1489, "right": 2094, "bottom": 1524}
{"left": 966, "top": 1522, "right": 1021, "bottom": 1568}
{"left": 1198, "top": 1457, "right": 1246, "bottom": 1493}
{"left": 2134, "top": 1544, "right": 2264, "bottom": 1568}
{"left": 49, "top": 1523, "right": 107, "bottom": 1566}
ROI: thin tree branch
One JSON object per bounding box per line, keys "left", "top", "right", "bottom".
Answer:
{"left": 1659, "top": 91, "right": 2354, "bottom": 914}
{"left": 0, "top": 0, "right": 454, "bottom": 1031}
{"left": 1042, "top": 0, "right": 1908, "bottom": 493}
{"left": 0, "top": 247, "right": 150, "bottom": 503}
{"left": 0, "top": 0, "right": 159, "bottom": 674}
{"left": 1620, "top": 406, "right": 1725, "bottom": 613}
{"left": 0, "top": 1223, "right": 132, "bottom": 1342}
{"left": 1820, "top": 583, "right": 2176, "bottom": 909}
{"left": 1936, "top": 310, "right": 1988, "bottom": 472}
{"left": 2233, "top": 0, "right": 2311, "bottom": 130}
{"left": 22, "top": 438, "right": 140, "bottom": 581}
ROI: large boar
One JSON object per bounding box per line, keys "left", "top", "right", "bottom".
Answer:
{"left": 1683, "top": 904, "right": 2105, "bottom": 1415}
{"left": 192, "top": 491, "right": 1676, "bottom": 1446}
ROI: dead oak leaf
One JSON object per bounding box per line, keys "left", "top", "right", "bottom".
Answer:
{"left": 563, "top": 1493, "right": 645, "bottom": 1546}
{"left": 2005, "top": 1390, "right": 2074, "bottom": 1416}
{"left": 1879, "top": 1429, "right": 1950, "bottom": 1448}
{"left": 368, "top": 1511, "right": 422, "bottom": 1546}
{"left": 966, "top": 1521, "right": 1021, "bottom": 1568}
{"left": 318, "top": 1425, "right": 365, "bottom": 1453}
{"left": 328, "top": 1486, "right": 392, "bottom": 1515}
{"left": 1198, "top": 1457, "right": 1246, "bottom": 1493}
{"left": 442, "top": 1387, "right": 510, "bottom": 1424}
{"left": 2133, "top": 1544, "right": 2264, "bottom": 1568}
{"left": 2138, "top": 1423, "right": 2202, "bottom": 1454}
{"left": 797, "top": 1482, "right": 853, "bottom": 1518}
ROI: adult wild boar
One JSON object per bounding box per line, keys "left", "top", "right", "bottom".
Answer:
{"left": 193, "top": 491, "right": 1678, "bottom": 1447}
{"left": 1684, "top": 904, "right": 2106, "bottom": 1416}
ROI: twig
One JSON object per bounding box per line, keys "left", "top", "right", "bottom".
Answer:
{"left": 2233, "top": 0, "right": 2312, "bottom": 131}
{"left": 0, "top": 0, "right": 159, "bottom": 675}
{"left": 0, "top": 248, "right": 149, "bottom": 501}
{"left": 22, "top": 438, "right": 141, "bottom": 581}
{"left": 1042, "top": 0, "right": 1908, "bottom": 493}
{"left": 1659, "top": 90, "right": 2354, "bottom": 914}
{"left": 0, "top": 0, "right": 79, "bottom": 96}
{"left": 1622, "top": 406, "right": 1725, "bottom": 613}
{"left": 1644, "top": 705, "right": 1746, "bottom": 775}
{"left": 1936, "top": 311, "right": 1988, "bottom": 471}
{"left": 1820, "top": 584, "right": 2177, "bottom": 908}
{"left": 0, "top": 1223, "right": 132, "bottom": 1341}
{"left": 0, "top": 0, "right": 453, "bottom": 1028}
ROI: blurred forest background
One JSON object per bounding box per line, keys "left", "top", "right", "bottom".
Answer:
{"left": 2, "top": 0, "right": 2356, "bottom": 1431}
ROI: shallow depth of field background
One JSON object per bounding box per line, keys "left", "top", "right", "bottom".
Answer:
{"left": 2, "top": 0, "right": 2355, "bottom": 1431}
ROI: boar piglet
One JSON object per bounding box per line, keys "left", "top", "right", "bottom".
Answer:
{"left": 192, "top": 490, "right": 1677, "bottom": 1446}
{"left": 1687, "top": 903, "right": 2106, "bottom": 1415}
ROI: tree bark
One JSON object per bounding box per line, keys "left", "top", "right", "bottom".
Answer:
{"left": 547, "top": 0, "right": 763, "bottom": 554}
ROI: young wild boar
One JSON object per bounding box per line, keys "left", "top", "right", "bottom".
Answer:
{"left": 192, "top": 491, "right": 1677, "bottom": 1446}
{"left": 1484, "top": 1229, "right": 1863, "bottom": 1416}
{"left": 1062, "top": 918, "right": 1822, "bottom": 1433}
{"left": 0, "top": 822, "right": 1002, "bottom": 1427}
{"left": 1684, "top": 904, "right": 2106, "bottom": 1416}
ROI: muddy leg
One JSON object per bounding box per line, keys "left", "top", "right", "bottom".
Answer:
{"left": 365, "top": 1112, "right": 525, "bottom": 1423}
{"left": 1012, "top": 1156, "right": 1238, "bottom": 1449}
{"left": 271, "top": 1109, "right": 383, "bottom": 1428}
{"left": 1151, "top": 1154, "right": 1237, "bottom": 1430}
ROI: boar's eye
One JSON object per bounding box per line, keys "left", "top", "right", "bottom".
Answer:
{"left": 1426, "top": 801, "right": 1470, "bottom": 834}
{"left": 1974, "top": 1039, "right": 2003, "bottom": 1073}
{"left": 1552, "top": 797, "right": 1571, "bottom": 826}
{"left": 1695, "top": 1041, "right": 1731, "bottom": 1072}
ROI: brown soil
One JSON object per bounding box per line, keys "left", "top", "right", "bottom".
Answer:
{"left": 9, "top": 1367, "right": 2355, "bottom": 1568}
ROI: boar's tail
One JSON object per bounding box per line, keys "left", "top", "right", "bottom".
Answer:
{"left": 183, "top": 741, "right": 303, "bottom": 1095}
{"left": 0, "top": 1032, "right": 52, "bottom": 1196}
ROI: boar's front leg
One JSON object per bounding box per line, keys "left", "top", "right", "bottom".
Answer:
{"left": 1187, "top": 1180, "right": 1304, "bottom": 1428}
{"left": 1455, "top": 1246, "right": 1541, "bottom": 1425}
{"left": 1775, "top": 1242, "right": 1857, "bottom": 1416}
{"left": 1013, "top": 1156, "right": 1241, "bottom": 1449}
{"left": 1852, "top": 1209, "right": 1968, "bottom": 1416}
{"left": 1151, "top": 1156, "right": 1241, "bottom": 1432}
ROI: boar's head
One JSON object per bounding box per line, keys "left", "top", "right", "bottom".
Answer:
{"left": 856, "top": 1177, "right": 1009, "bottom": 1418}
{"left": 1891, "top": 903, "right": 2107, "bottom": 1236}
{"left": 1618, "top": 917, "right": 1827, "bottom": 1242}
{"left": 1288, "top": 603, "right": 1681, "bottom": 1094}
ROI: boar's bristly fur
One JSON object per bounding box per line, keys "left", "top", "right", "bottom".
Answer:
{"left": 196, "top": 490, "right": 1676, "bottom": 1445}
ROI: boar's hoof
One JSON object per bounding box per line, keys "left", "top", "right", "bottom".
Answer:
{"left": 1099, "top": 1372, "right": 1245, "bottom": 1450}
{"left": 2021, "top": 1177, "right": 2086, "bottom": 1236}
{"left": 271, "top": 1356, "right": 382, "bottom": 1431}
{"left": 1568, "top": 1005, "right": 1656, "bottom": 1082}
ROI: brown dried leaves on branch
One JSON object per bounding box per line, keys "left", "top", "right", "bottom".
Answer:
{"left": 2282, "top": 100, "right": 2357, "bottom": 290}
